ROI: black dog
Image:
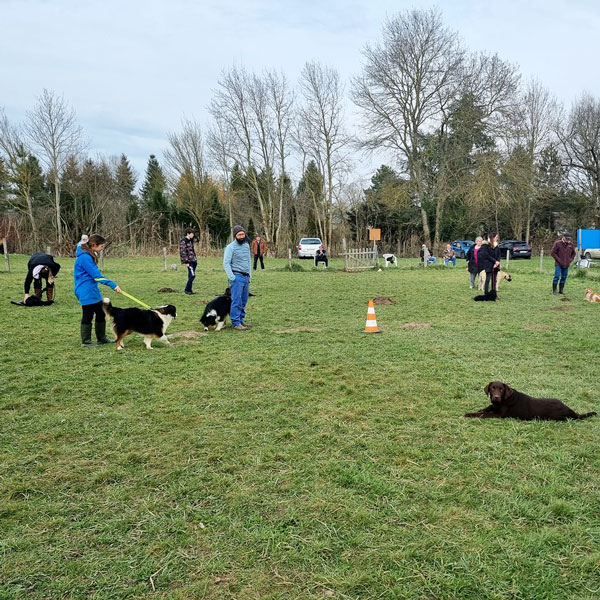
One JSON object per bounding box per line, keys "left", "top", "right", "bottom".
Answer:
{"left": 473, "top": 290, "right": 497, "bottom": 302}
{"left": 465, "top": 381, "right": 597, "bottom": 421}
{"left": 200, "top": 287, "right": 232, "bottom": 331}
{"left": 11, "top": 289, "right": 53, "bottom": 306}
{"left": 103, "top": 298, "right": 176, "bottom": 350}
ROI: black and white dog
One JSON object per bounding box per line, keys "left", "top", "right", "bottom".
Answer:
{"left": 200, "top": 287, "right": 231, "bottom": 331}
{"left": 103, "top": 298, "right": 176, "bottom": 350}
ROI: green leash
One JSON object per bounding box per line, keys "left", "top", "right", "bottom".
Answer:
{"left": 95, "top": 278, "right": 151, "bottom": 309}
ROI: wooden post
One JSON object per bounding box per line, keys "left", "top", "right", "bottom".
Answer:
{"left": 100, "top": 249, "right": 104, "bottom": 270}
{"left": 539, "top": 249, "right": 544, "bottom": 273}
{"left": 288, "top": 248, "right": 292, "bottom": 268}
{"left": 46, "top": 245, "right": 51, "bottom": 254}
{"left": 163, "top": 247, "right": 168, "bottom": 271}
{"left": 2, "top": 238, "right": 9, "bottom": 272}
{"left": 342, "top": 237, "right": 347, "bottom": 271}
{"left": 505, "top": 250, "right": 510, "bottom": 270}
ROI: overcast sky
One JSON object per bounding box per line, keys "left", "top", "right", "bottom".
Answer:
{"left": 2, "top": 0, "right": 599, "bottom": 186}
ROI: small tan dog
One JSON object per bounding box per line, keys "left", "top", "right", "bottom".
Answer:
{"left": 585, "top": 288, "right": 600, "bottom": 303}
{"left": 478, "top": 270, "right": 512, "bottom": 292}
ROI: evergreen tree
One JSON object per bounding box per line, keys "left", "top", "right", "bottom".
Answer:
{"left": 140, "top": 154, "right": 167, "bottom": 213}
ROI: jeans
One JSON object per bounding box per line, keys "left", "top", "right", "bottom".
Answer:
{"left": 553, "top": 265, "right": 569, "bottom": 285}
{"left": 444, "top": 257, "right": 456, "bottom": 266}
{"left": 230, "top": 273, "right": 249, "bottom": 326}
{"left": 253, "top": 254, "right": 264, "bottom": 270}
{"left": 469, "top": 272, "right": 478, "bottom": 288}
{"left": 185, "top": 261, "right": 197, "bottom": 292}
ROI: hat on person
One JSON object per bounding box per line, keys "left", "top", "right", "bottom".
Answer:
{"left": 563, "top": 231, "right": 572, "bottom": 239}
{"left": 233, "top": 225, "right": 245, "bottom": 237}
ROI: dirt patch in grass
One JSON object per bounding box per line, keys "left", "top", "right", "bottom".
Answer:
{"left": 275, "top": 326, "right": 322, "bottom": 334}
{"left": 373, "top": 296, "right": 396, "bottom": 305}
{"left": 544, "top": 306, "right": 572, "bottom": 312}
{"left": 158, "top": 287, "right": 177, "bottom": 293}
{"left": 401, "top": 322, "right": 431, "bottom": 329}
{"left": 523, "top": 325, "right": 551, "bottom": 331}
{"left": 170, "top": 330, "right": 207, "bottom": 339}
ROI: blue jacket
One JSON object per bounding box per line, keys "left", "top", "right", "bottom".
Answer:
{"left": 223, "top": 240, "right": 251, "bottom": 282}
{"left": 73, "top": 251, "right": 118, "bottom": 305}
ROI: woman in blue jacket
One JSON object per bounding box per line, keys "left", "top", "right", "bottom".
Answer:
{"left": 74, "top": 234, "right": 121, "bottom": 347}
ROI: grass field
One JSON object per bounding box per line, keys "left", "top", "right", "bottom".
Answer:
{"left": 1, "top": 253, "right": 600, "bottom": 600}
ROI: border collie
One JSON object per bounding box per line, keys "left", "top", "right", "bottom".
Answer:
{"left": 103, "top": 298, "right": 176, "bottom": 350}
{"left": 200, "top": 287, "right": 231, "bottom": 331}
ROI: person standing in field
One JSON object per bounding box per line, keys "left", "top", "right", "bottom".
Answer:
{"left": 477, "top": 233, "right": 501, "bottom": 297}
{"left": 466, "top": 237, "right": 483, "bottom": 289}
{"left": 74, "top": 234, "right": 121, "bottom": 347}
{"left": 251, "top": 234, "right": 267, "bottom": 271}
{"left": 179, "top": 228, "right": 197, "bottom": 295}
{"left": 223, "top": 225, "right": 251, "bottom": 331}
{"left": 551, "top": 231, "right": 576, "bottom": 295}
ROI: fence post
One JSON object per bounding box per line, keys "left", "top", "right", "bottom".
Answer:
{"left": 163, "top": 247, "right": 167, "bottom": 271}
{"left": 288, "top": 248, "right": 292, "bottom": 268}
{"left": 2, "top": 238, "right": 9, "bottom": 272}
{"left": 100, "top": 249, "right": 104, "bottom": 270}
{"left": 46, "top": 245, "right": 51, "bottom": 254}
{"left": 505, "top": 250, "right": 510, "bottom": 270}
{"left": 342, "top": 238, "right": 347, "bottom": 271}
{"left": 539, "top": 249, "right": 544, "bottom": 273}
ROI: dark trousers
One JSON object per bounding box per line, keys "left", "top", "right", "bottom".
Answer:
{"left": 185, "top": 261, "right": 197, "bottom": 292}
{"left": 253, "top": 254, "right": 264, "bottom": 270}
{"left": 484, "top": 269, "right": 497, "bottom": 295}
{"left": 315, "top": 257, "right": 328, "bottom": 267}
{"left": 81, "top": 301, "right": 106, "bottom": 325}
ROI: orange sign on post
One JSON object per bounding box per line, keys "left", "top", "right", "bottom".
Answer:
{"left": 369, "top": 228, "right": 381, "bottom": 241}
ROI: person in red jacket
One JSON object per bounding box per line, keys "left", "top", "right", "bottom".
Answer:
{"left": 551, "top": 232, "right": 576, "bottom": 295}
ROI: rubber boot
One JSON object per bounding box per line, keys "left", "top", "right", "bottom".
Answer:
{"left": 559, "top": 283, "right": 565, "bottom": 295}
{"left": 81, "top": 323, "right": 97, "bottom": 347}
{"left": 46, "top": 285, "right": 54, "bottom": 301}
{"left": 95, "top": 320, "right": 113, "bottom": 344}
{"left": 552, "top": 283, "right": 557, "bottom": 295}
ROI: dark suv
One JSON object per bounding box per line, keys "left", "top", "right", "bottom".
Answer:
{"left": 498, "top": 240, "right": 532, "bottom": 259}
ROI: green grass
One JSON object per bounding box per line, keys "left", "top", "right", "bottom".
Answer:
{"left": 1, "top": 254, "right": 600, "bottom": 599}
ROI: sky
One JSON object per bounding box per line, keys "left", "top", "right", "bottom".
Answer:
{"left": 1, "top": 0, "right": 599, "bottom": 187}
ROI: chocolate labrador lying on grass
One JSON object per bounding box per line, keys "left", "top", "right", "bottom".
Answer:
{"left": 465, "top": 381, "right": 597, "bottom": 421}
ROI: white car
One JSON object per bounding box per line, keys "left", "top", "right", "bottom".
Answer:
{"left": 297, "top": 237, "right": 322, "bottom": 258}
{"left": 581, "top": 248, "right": 600, "bottom": 259}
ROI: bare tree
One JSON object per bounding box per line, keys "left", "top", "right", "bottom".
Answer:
{"left": 26, "top": 89, "right": 84, "bottom": 246}
{"left": 207, "top": 114, "right": 235, "bottom": 231}
{"left": 352, "top": 8, "right": 464, "bottom": 245}
{"left": 165, "top": 119, "right": 216, "bottom": 244}
{"left": 266, "top": 70, "right": 294, "bottom": 249}
{"left": 0, "top": 110, "right": 42, "bottom": 246}
{"left": 501, "top": 79, "right": 556, "bottom": 241}
{"left": 297, "top": 61, "right": 350, "bottom": 249}
{"left": 209, "top": 67, "right": 274, "bottom": 243}
{"left": 557, "top": 93, "right": 600, "bottom": 226}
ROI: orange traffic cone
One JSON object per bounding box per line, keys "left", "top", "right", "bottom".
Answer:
{"left": 363, "top": 299, "right": 381, "bottom": 333}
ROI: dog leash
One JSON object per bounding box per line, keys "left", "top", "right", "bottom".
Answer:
{"left": 95, "top": 278, "right": 152, "bottom": 309}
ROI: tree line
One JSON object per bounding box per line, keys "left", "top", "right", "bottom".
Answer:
{"left": 1, "top": 8, "right": 599, "bottom": 257}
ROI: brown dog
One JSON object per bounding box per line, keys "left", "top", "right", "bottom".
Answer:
{"left": 585, "top": 288, "right": 600, "bottom": 303}
{"left": 465, "top": 381, "right": 596, "bottom": 421}
{"left": 478, "top": 270, "right": 512, "bottom": 292}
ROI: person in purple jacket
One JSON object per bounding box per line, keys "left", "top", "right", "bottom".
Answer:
{"left": 551, "top": 232, "right": 576, "bottom": 295}
{"left": 73, "top": 234, "right": 122, "bottom": 347}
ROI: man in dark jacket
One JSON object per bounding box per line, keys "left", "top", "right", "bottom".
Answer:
{"left": 179, "top": 228, "right": 197, "bottom": 295}
{"left": 551, "top": 232, "right": 576, "bottom": 295}
{"left": 23, "top": 253, "right": 61, "bottom": 303}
